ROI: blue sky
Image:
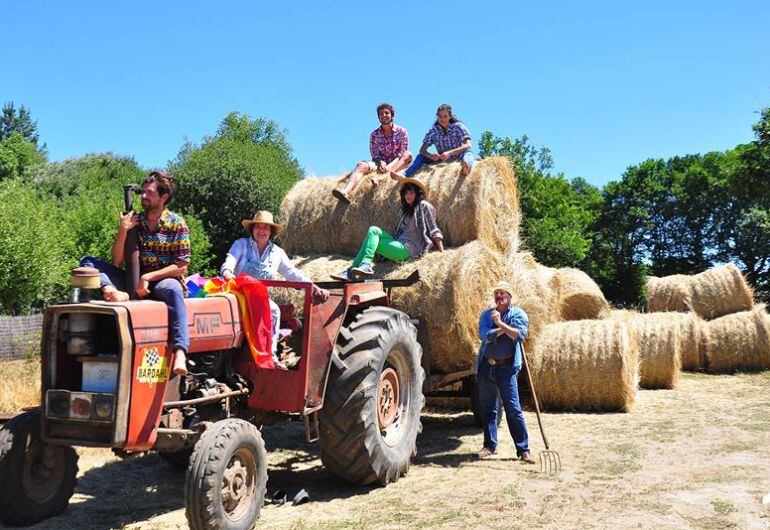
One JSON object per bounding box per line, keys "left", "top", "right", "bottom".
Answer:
{"left": 4, "top": 1, "right": 769, "bottom": 187}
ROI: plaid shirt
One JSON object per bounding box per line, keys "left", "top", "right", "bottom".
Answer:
{"left": 370, "top": 124, "right": 409, "bottom": 164}
{"left": 137, "top": 209, "right": 191, "bottom": 274}
{"left": 393, "top": 201, "right": 443, "bottom": 257}
{"left": 422, "top": 122, "right": 472, "bottom": 154}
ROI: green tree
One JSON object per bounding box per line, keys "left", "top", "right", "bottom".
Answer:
{"left": 171, "top": 112, "right": 303, "bottom": 261}
{"left": 478, "top": 132, "right": 600, "bottom": 267}
{"left": 0, "top": 132, "right": 46, "bottom": 181}
{"left": 0, "top": 103, "right": 41, "bottom": 147}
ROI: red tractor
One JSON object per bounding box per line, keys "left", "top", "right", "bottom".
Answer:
{"left": 0, "top": 271, "right": 424, "bottom": 529}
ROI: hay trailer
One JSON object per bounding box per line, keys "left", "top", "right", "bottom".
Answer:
{"left": 0, "top": 270, "right": 425, "bottom": 529}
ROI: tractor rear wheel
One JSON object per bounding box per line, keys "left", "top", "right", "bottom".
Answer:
{"left": 184, "top": 419, "right": 267, "bottom": 530}
{"left": 0, "top": 410, "right": 78, "bottom": 526}
{"left": 319, "top": 307, "right": 425, "bottom": 485}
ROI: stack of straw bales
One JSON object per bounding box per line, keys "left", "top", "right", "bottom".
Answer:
{"left": 646, "top": 264, "right": 754, "bottom": 319}
{"left": 280, "top": 242, "right": 508, "bottom": 373}
{"left": 702, "top": 305, "right": 770, "bottom": 374}
{"left": 528, "top": 318, "right": 639, "bottom": 412}
{"left": 278, "top": 157, "right": 521, "bottom": 256}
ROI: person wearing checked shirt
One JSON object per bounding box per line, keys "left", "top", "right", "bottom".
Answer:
{"left": 398, "top": 103, "right": 477, "bottom": 178}
{"left": 475, "top": 280, "right": 534, "bottom": 463}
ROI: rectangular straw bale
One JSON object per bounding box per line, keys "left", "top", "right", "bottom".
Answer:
{"left": 552, "top": 268, "right": 610, "bottom": 321}
{"left": 278, "top": 157, "right": 520, "bottom": 256}
{"left": 529, "top": 319, "right": 639, "bottom": 412}
{"left": 703, "top": 305, "right": 770, "bottom": 373}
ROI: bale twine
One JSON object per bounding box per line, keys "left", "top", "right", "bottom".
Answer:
{"left": 278, "top": 157, "right": 520, "bottom": 256}
{"left": 703, "top": 305, "right": 770, "bottom": 373}
{"left": 646, "top": 275, "right": 691, "bottom": 313}
{"left": 280, "top": 242, "right": 507, "bottom": 374}
{"left": 689, "top": 264, "right": 754, "bottom": 320}
{"left": 552, "top": 268, "right": 610, "bottom": 321}
{"left": 528, "top": 318, "right": 639, "bottom": 412}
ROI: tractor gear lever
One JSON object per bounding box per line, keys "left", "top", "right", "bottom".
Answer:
{"left": 123, "top": 184, "right": 141, "bottom": 214}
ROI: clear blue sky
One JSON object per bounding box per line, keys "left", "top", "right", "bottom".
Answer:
{"left": 4, "top": 1, "right": 769, "bottom": 187}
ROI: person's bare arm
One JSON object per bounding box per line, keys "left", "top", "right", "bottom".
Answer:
{"left": 111, "top": 211, "right": 138, "bottom": 266}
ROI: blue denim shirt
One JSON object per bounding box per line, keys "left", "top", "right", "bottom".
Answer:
{"left": 476, "top": 305, "right": 529, "bottom": 372}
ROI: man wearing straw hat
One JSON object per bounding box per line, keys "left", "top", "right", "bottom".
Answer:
{"left": 221, "top": 210, "right": 329, "bottom": 368}
{"left": 476, "top": 280, "right": 534, "bottom": 462}
{"left": 332, "top": 102, "right": 413, "bottom": 204}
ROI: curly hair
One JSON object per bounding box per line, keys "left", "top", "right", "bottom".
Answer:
{"left": 142, "top": 171, "right": 178, "bottom": 205}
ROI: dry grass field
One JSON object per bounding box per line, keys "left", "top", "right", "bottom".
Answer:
{"left": 2, "top": 365, "right": 769, "bottom": 529}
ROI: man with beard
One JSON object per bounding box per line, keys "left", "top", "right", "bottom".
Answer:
{"left": 332, "top": 102, "right": 412, "bottom": 204}
{"left": 79, "top": 171, "right": 191, "bottom": 376}
{"left": 475, "top": 280, "right": 534, "bottom": 463}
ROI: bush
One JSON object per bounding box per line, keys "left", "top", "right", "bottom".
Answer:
{"left": 0, "top": 179, "right": 71, "bottom": 314}
{"left": 172, "top": 112, "right": 303, "bottom": 262}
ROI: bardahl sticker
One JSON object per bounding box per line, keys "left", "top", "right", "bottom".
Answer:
{"left": 136, "top": 346, "right": 168, "bottom": 383}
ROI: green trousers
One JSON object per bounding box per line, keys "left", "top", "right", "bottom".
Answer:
{"left": 352, "top": 226, "right": 411, "bottom": 267}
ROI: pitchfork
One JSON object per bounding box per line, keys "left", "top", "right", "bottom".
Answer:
{"left": 521, "top": 345, "right": 561, "bottom": 475}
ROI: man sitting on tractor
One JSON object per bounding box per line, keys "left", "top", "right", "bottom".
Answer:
{"left": 80, "top": 171, "right": 191, "bottom": 376}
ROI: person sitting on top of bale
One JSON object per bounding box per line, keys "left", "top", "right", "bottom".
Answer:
{"left": 476, "top": 280, "right": 534, "bottom": 463}
{"left": 221, "top": 210, "right": 329, "bottom": 368}
{"left": 80, "top": 171, "right": 192, "bottom": 376}
{"left": 396, "top": 103, "right": 476, "bottom": 178}
{"left": 331, "top": 177, "right": 444, "bottom": 281}
{"left": 332, "top": 102, "right": 413, "bottom": 204}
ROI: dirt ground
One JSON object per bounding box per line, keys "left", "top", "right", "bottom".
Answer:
{"left": 4, "top": 371, "right": 770, "bottom": 530}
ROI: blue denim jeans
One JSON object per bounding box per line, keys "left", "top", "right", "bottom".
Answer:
{"left": 477, "top": 360, "right": 529, "bottom": 455}
{"left": 404, "top": 150, "right": 477, "bottom": 176}
{"left": 79, "top": 256, "right": 190, "bottom": 353}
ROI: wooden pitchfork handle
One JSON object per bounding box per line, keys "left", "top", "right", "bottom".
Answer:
{"left": 521, "top": 344, "right": 551, "bottom": 451}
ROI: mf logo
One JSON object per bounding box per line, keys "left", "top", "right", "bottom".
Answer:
{"left": 195, "top": 314, "right": 222, "bottom": 335}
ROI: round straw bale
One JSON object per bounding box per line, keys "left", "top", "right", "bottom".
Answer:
{"left": 277, "top": 157, "right": 520, "bottom": 256}
{"left": 625, "top": 313, "right": 682, "bottom": 389}
{"left": 703, "top": 305, "right": 770, "bottom": 373}
{"left": 688, "top": 264, "right": 754, "bottom": 320}
{"left": 528, "top": 318, "right": 639, "bottom": 412}
{"left": 552, "top": 268, "right": 610, "bottom": 321}
{"left": 646, "top": 275, "right": 692, "bottom": 313}
{"left": 384, "top": 241, "right": 508, "bottom": 373}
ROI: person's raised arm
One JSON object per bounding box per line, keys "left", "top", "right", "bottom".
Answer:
{"left": 111, "top": 211, "right": 138, "bottom": 266}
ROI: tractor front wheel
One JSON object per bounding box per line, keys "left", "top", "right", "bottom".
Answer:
{"left": 184, "top": 419, "right": 267, "bottom": 530}
{"left": 319, "top": 307, "right": 425, "bottom": 485}
{"left": 0, "top": 410, "right": 79, "bottom": 526}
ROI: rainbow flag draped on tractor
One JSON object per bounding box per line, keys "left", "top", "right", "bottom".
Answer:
{"left": 202, "top": 275, "right": 274, "bottom": 369}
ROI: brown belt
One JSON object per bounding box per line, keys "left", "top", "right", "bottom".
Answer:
{"left": 486, "top": 357, "right": 512, "bottom": 365}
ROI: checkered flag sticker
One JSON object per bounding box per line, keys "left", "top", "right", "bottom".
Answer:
{"left": 145, "top": 349, "right": 160, "bottom": 366}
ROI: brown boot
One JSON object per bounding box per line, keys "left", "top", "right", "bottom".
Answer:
{"left": 477, "top": 447, "right": 496, "bottom": 459}
{"left": 172, "top": 349, "right": 188, "bottom": 376}
{"left": 520, "top": 451, "right": 536, "bottom": 464}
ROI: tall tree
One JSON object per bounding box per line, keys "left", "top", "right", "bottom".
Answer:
{"left": 0, "top": 102, "right": 43, "bottom": 149}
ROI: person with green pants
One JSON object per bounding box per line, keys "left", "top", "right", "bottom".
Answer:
{"left": 331, "top": 177, "right": 444, "bottom": 280}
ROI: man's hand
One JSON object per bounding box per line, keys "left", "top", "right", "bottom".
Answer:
{"left": 119, "top": 211, "right": 139, "bottom": 232}
{"left": 312, "top": 284, "right": 329, "bottom": 303}
{"left": 222, "top": 270, "right": 235, "bottom": 281}
{"left": 438, "top": 152, "right": 450, "bottom": 161}
{"left": 389, "top": 170, "right": 403, "bottom": 181}
{"left": 102, "top": 286, "right": 129, "bottom": 302}
{"left": 136, "top": 275, "right": 150, "bottom": 298}
{"left": 491, "top": 310, "right": 502, "bottom": 326}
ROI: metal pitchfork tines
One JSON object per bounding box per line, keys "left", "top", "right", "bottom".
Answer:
{"left": 521, "top": 345, "right": 561, "bottom": 475}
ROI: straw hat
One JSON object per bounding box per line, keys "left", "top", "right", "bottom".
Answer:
{"left": 241, "top": 210, "right": 283, "bottom": 235}
{"left": 492, "top": 280, "right": 514, "bottom": 298}
{"left": 398, "top": 176, "right": 428, "bottom": 197}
